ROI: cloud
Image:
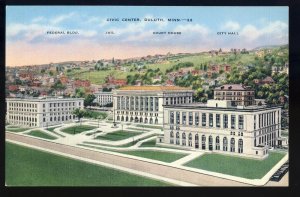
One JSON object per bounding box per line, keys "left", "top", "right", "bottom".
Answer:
{"left": 222, "top": 21, "right": 240, "bottom": 31}
{"left": 50, "top": 12, "right": 76, "bottom": 25}
{"left": 240, "top": 20, "right": 288, "bottom": 43}
{"left": 173, "top": 24, "right": 210, "bottom": 35}
{"left": 86, "top": 17, "right": 109, "bottom": 27}
{"left": 32, "top": 16, "right": 45, "bottom": 23}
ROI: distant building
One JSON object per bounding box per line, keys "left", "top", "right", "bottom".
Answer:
{"left": 261, "top": 76, "right": 275, "bottom": 84}
{"left": 8, "top": 85, "right": 19, "bottom": 92}
{"left": 6, "top": 97, "right": 84, "bottom": 127}
{"left": 94, "top": 92, "right": 113, "bottom": 106}
{"left": 74, "top": 80, "right": 91, "bottom": 88}
{"left": 214, "top": 84, "right": 255, "bottom": 106}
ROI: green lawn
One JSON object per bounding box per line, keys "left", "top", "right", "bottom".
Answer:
{"left": 79, "top": 144, "right": 188, "bottom": 163}
{"left": 46, "top": 127, "right": 59, "bottom": 132}
{"left": 6, "top": 127, "right": 31, "bottom": 132}
{"left": 5, "top": 142, "right": 173, "bottom": 186}
{"left": 45, "top": 127, "right": 65, "bottom": 137}
{"left": 136, "top": 124, "right": 163, "bottom": 130}
{"left": 140, "top": 139, "right": 157, "bottom": 147}
{"left": 26, "top": 130, "right": 57, "bottom": 140}
{"left": 61, "top": 125, "right": 97, "bottom": 135}
{"left": 95, "top": 130, "right": 142, "bottom": 141}
{"left": 70, "top": 69, "right": 138, "bottom": 85}
{"left": 184, "top": 152, "right": 286, "bottom": 179}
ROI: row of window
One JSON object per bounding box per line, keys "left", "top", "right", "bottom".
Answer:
{"left": 8, "top": 103, "right": 37, "bottom": 108}
{"left": 45, "top": 102, "right": 81, "bottom": 108}
{"left": 170, "top": 111, "right": 244, "bottom": 129}
{"left": 8, "top": 108, "right": 37, "bottom": 112}
{"left": 256, "top": 111, "right": 278, "bottom": 129}
{"left": 116, "top": 116, "right": 159, "bottom": 124}
{"left": 117, "top": 96, "right": 159, "bottom": 111}
{"left": 8, "top": 115, "right": 37, "bottom": 122}
{"left": 44, "top": 115, "right": 76, "bottom": 122}
{"left": 254, "top": 131, "right": 277, "bottom": 147}
{"left": 165, "top": 96, "right": 192, "bottom": 105}
{"left": 169, "top": 131, "right": 244, "bottom": 153}
{"left": 116, "top": 111, "right": 159, "bottom": 117}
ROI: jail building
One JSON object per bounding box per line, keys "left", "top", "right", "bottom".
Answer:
{"left": 6, "top": 97, "right": 84, "bottom": 127}
{"left": 94, "top": 92, "right": 113, "bottom": 106}
{"left": 113, "top": 86, "right": 194, "bottom": 125}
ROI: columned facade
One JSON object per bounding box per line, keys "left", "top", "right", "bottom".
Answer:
{"left": 113, "top": 86, "right": 194, "bottom": 125}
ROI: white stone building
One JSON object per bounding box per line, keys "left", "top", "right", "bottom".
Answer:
{"left": 161, "top": 99, "right": 282, "bottom": 159}
{"left": 113, "top": 86, "right": 194, "bottom": 125}
{"left": 94, "top": 92, "right": 113, "bottom": 106}
{"left": 6, "top": 97, "right": 84, "bottom": 127}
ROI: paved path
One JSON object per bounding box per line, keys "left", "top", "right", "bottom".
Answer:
{"left": 171, "top": 152, "right": 204, "bottom": 165}
{"left": 6, "top": 132, "right": 250, "bottom": 186}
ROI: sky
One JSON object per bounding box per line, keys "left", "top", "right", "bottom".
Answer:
{"left": 6, "top": 6, "right": 288, "bottom": 66}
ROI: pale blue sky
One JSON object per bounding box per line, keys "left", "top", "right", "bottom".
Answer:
{"left": 6, "top": 6, "right": 288, "bottom": 66}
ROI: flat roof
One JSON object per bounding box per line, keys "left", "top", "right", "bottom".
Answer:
{"left": 6, "top": 97, "right": 84, "bottom": 102}
{"left": 164, "top": 103, "right": 281, "bottom": 112}
{"left": 117, "top": 85, "right": 193, "bottom": 92}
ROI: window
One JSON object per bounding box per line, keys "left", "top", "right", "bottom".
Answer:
{"left": 254, "top": 115, "right": 256, "bottom": 130}
{"left": 238, "top": 139, "right": 243, "bottom": 153}
{"left": 238, "top": 115, "right": 244, "bottom": 129}
{"left": 176, "top": 112, "right": 180, "bottom": 124}
{"left": 170, "top": 131, "right": 174, "bottom": 144}
{"left": 223, "top": 137, "right": 228, "bottom": 151}
{"left": 195, "top": 134, "right": 199, "bottom": 148}
{"left": 182, "top": 112, "right": 186, "bottom": 125}
{"left": 176, "top": 132, "right": 180, "bottom": 145}
{"left": 189, "top": 112, "right": 193, "bottom": 125}
{"left": 231, "top": 115, "right": 236, "bottom": 129}
{"left": 215, "top": 136, "right": 220, "bottom": 150}
{"left": 195, "top": 112, "right": 199, "bottom": 126}
{"left": 230, "top": 138, "right": 235, "bottom": 152}
{"left": 202, "top": 113, "right": 206, "bottom": 126}
{"left": 209, "top": 136, "right": 213, "bottom": 151}
{"left": 209, "top": 113, "right": 213, "bottom": 127}
{"left": 223, "top": 114, "right": 228, "bottom": 128}
{"left": 202, "top": 135, "right": 206, "bottom": 150}
{"left": 170, "top": 111, "right": 174, "bottom": 124}
{"left": 216, "top": 114, "right": 220, "bottom": 128}
{"left": 188, "top": 133, "right": 193, "bottom": 147}
{"left": 182, "top": 133, "right": 186, "bottom": 146}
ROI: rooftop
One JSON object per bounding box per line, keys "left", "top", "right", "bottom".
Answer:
{"left": 215, "top": 84, "right": 253, "bottom": 91}
{"left": 164, "top": 102, "right": 280, "bottom": 112}
{"left": 6, "top": 96, "right": 84, "bottom": 102}
{"left": 117, "top": 85, "right": 193, "bottom": 91}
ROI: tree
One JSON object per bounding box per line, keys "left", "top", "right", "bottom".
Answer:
{"left": 75, "top": 88, "right": 86, "bottom": 98}
{"left": 84, "top": 94, "right": 96, "bottom": 108}
{"left": 72, "top": 108, "right": 85, "bottom": 125}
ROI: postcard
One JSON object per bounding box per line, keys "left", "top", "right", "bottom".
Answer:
{"left": 5, "top": 5, "right": 289, "bottom": 187}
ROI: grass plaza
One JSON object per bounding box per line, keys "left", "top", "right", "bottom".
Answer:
{"left": 5, "top": 142, "right": 173, "bottom": 186}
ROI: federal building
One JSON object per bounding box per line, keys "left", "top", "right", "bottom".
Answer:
{"left": 6, "top": 97, "right": 84, "bottom": 127}
{"left": 160, "top": 84, "right": 284, "bottom": 159}
{"left": 112, "top": 86, "right": 194, "bottom": 125}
